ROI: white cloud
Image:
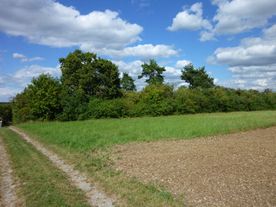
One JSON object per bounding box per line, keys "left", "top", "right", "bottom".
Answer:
{"left": 212, "top": 0, "right": 276, "bottom": 36}
{"left": 0, "top": 0, "right": 180, "bottom": 59}
{"left": 163, "top": 66, "right": 184, "bottom": 87}
{"left": 176, "top": 60, "right": 191, "bottom": 68}
{"left": 200, "top": 0, "right": 276, "bottom": 41}
{"left": 13, "top": 65, "right": 60, "bottom": 86}
{"left": 113, "top": 59, "right": 190, "bottom": 89}
{"left": 168, "top": 2, "right": 212, "bottom": 31}
{"left": 113, "top": 60, "right": 147, "bottom": 90}
{"left": 12, "top": 53, "right": 44, "bottom": 62}
{"left": 209, "top": 25, "right": 276, "bottom": 67}
{"left": 113, "top": 60, "right": 143, "bottom": 78}
{"left": 209, "top": 24, "right": 276, "bottom": 90}
{"left": 0, "top": 87, "right": 20, "bottom": 102}
{"left": 96, "top": 44, "right": 178, "bottom": 58}
{"left": 200, "top": 30, "right": 216, "bottom": 41}
{"left": 12, "top": 53, "right": 26, "bottom": 60}
{"left": 0, "top": 64, "right": 61, "bottom": 101}
{"left": 0, "top": 0, "right": 143, "bottom": 51}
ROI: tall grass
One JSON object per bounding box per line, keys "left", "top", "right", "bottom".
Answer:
{"left": 19, "top": 111, "right": 276, "bottom": 151}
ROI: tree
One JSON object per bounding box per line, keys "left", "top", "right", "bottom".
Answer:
{"left": 60, "top": 50, "right": 121, "bottom": 99}
{"left": 138, "top": 59, "right": 165, "bottom": 85}
{"left": 12, "top": 74, "right": 62, "bottom": 122}
{"left": 93, "top": 58, "right": 122, "bottom": 99}
{"left": 12, "top": 89, "right": 32, "bottom": 123}
{"left": 181, "top": 64, "right": 214, "bottom": 88}
{"left": 60, "top": 49, "right": 97, "bottom": 97}
{"left": 121, "top": 73, "right": 136, "bottom": 91}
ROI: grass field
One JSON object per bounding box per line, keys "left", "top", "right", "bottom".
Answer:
{"left": 13, "top": 111, "right": 276, "bottom": 206}
{"left": 0, "top": 129, "right": 90, "bottom": 207}
{"left": 19, "top": 110, "right": 276, "bottom": 151}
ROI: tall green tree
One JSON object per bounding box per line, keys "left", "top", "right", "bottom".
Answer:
{"left": 93, "top": 58, "right": 122, "bottom": 99}
{"left": 121, "top": 73, "right": 136, "bottom": 91}
{"left": 59, "top": 50, "right": 121, "bottom": 99}
{"left": 138, "top": 59, "right": 165, "bottom": 85}
{"left": 12, "top": 74, "right": 62, "bottom": 122}
{"left": 59, "top": 50, "right": 97, "bottom": 97}
{"left": 181, "top": 64, "right": 215, "bottom": 88}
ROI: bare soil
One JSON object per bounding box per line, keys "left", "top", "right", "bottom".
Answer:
{"left": 112, "top": 127, "right": 276, "bottom": 207}
{"left": 0, "top": 136, "right": 21, "bottom": 207}
{"left": 10, "top": 126, "right": 114, "bottom": 207}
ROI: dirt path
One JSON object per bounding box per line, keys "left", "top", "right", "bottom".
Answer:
{"left": 113, "top": 126, "right": 276, "bottom": 207}
{"left": 9, "top": 126, "right": 114, "bottom": 207}
{"left": 0, "top": 136, "right": 20, "bottom": 207}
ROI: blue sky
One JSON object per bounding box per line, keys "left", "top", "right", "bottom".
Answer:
{"left": 0, "top": 0, "right": 276, "bottom": 101}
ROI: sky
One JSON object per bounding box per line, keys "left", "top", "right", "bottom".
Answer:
{"left": 0, "top": 0, "right": 276, "bottom": 102}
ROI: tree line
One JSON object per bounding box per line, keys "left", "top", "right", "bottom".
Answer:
{"left": 11, "top": 50, "right": 276, "bottom": 123}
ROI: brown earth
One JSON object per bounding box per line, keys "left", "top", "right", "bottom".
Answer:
{"left": 112, "top": 127, "right": 276, "bottom": 207}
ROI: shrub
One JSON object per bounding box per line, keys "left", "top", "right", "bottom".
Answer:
{"left": 88, "top": 98, "right": 127, "bottom": 118}
{"left": 174, "top": 87, "right": 198, "bottom": 114}
{"left": 136, "top": 84, "right": 175, "bottom": 116}
{"left": 0, "top": 103, "right": 12, "bottom": 126}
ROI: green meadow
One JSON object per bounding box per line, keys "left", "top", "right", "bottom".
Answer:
{"left": 19, "top": 110, "right": 276, "bottom": 151}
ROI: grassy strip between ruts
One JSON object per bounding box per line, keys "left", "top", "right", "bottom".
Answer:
{"left": 0, "top": 128, "right": 90, "bottom": 207}
{"left": 16, "top": 111, "right": 276, "bottom": 206}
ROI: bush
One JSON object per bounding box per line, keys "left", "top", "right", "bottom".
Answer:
{"left": 0, "top": 103, "right": 12, "bottom": 126}
{"left": 88, "top": 98, "right": 127, "bottom": 118}
{"left": 135, "top": 84, "right": 175, "bottom": 116}
{"left": 174, "top": 87, "right": 198, "bottom": 114}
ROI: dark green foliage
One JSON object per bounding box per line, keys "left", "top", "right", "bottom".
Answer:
{"left": 12, "top": 74, "right": 62, "bottom": 122}
{"left": 181, "top": 64, "right": 215, "bottom": 88}
{"left": 11, "top": 50, "right": 276, "bottom": 123}
{"left": 134, "top": 84, "right": 175, "bottom": 116}
{"left": 175, "top": 87, "right": 199, "bottom": 114}
{"left": 57, "top": 88, "right": 88, "bottom": 121}
{"left": 174, "top": 87, "right": 276, "bottom": 114}
{"left": 60, "top": 50, "right": 97, "bottom": 96}
{"left": 121, "top": 73, "right": 136, "bottom": 91}
{"left": 60, "top": 50, "right": 121, "bottom": 99}
{"left": 0, "top": 103, "right": 12, "bottom": 126}
{"left": 58, "top": 50, "right": 122, "bottom": 120}
{"left": 93, "top": 58, "right": 122, "bottom": 99}
{"left": 138, "top": 59, "right": 165, "bottom": 85}
{"left": 88, "top": 98, "right": 127, "bottom": 118}
{"left": 12, "top": 90, "right": 33, "bottom": 123}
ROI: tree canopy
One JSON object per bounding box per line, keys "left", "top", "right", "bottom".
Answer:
{"left": 138, "top": 59, "right": 165, "bottom": 85}
{"left": 121, "top": 73, "right": 136, "bottom": 91}
{"left": 11, "top": 50, "right": 276, "bottom": 123}
{"left": 60, "top": 50, "right": 121, "bottom": 99}
{"left": 12, "top": 74, "right": 61, "bottom": 122}
{"left": 181, "top": 64, "right": 215, "bottom": 88}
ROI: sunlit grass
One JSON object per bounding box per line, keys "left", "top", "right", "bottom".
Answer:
{"left": 15, "top": 111, "right": 276, "bottom": 206}
{"left": 0, "top": 128, "right": 89, "bottom": 207}
{"left": 19, "top": 110, "right": 276, "bottom": 151}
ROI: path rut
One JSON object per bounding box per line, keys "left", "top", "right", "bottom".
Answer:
{"left": 0, "top": 136, "right": 20, "bottom": 207}
{"left": 9, "top": 126, "right": 114, "bottom": 207}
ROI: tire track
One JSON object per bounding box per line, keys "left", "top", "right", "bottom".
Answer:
{"left": 9, "top": 126, "right": 114, "bottom": 207}
{"left": 0, "top": 136, "right": 19, "bottom": 207}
